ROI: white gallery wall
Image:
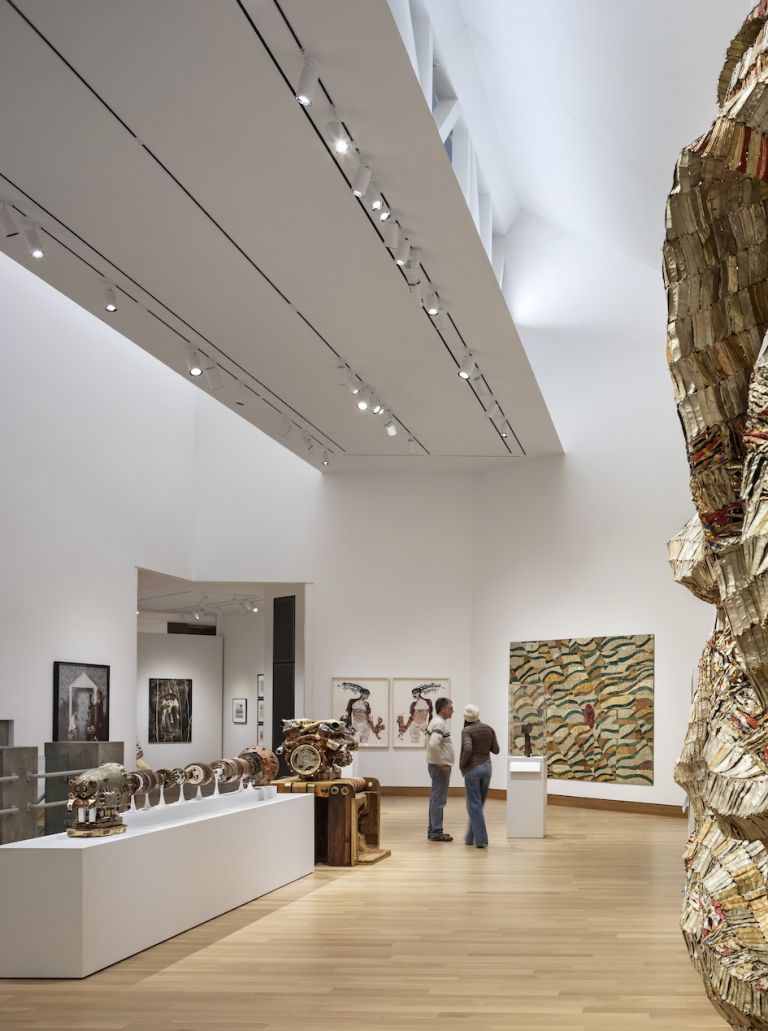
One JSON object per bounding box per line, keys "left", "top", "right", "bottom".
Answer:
{"left": 0, "top": 250, "right": 712, "bottom": 804}
{"left": 220, "top": 609, "right": 265, "bottom": 757}
{"left": 137, "top": 632, "right": 223, "bottom": 769}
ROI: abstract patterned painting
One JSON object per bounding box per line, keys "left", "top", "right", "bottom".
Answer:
{"left": 508, "top": 635, "right": 654, "bottom": 784}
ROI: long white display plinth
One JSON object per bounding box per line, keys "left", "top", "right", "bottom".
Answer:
{"left": 0, "top": 791, "right": 314, "bottom": 978}
{"left": 507, "top": 756, "right": 546, "bottom": 838}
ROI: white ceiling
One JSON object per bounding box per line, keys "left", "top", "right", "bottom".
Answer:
{"left": 137, "top": 568, "right": 290, "bottom": 622}
{"left": 456, "top": 0, "right": 749, "bottom": 270}
{"left": 0, "top": 0, "right": 562, "bottom": 473}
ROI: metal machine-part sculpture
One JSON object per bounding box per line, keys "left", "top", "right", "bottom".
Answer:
{"left": 67, "top": 762, "right": 130, "bottom": 836}
{"left": 666, "top": 5, "right": 768, "bottom": 1026}
{"left": 66, "top": 746, "right": 279, "bottom": 836}
{"left": 277, "top": 718, "right": 357, "bottom": 780}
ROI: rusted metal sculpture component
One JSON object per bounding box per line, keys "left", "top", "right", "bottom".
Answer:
{"left": 277, "top": 718, "right": 357, "bottom": 780}
{"left": 666, "top": 5, "right": 768, "bottom": 1026}
{"left": 67, "top": 762, "right": 130, "bottom": 837}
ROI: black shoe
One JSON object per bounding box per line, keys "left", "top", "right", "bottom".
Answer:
{"left": 428, "top": 833, "right": 453, "bottom": 842}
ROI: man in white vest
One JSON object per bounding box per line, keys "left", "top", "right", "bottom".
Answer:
{"left": 425, "top": 697, "right": 454, "bottom": 841}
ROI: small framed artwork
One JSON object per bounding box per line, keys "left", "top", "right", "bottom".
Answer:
{"left": 53, "top": 661, "right": 110, "bottom": 742}
{"left": 232, "top": 698, "right": 248, "bottom": 724}
{"left": 392, "top": 678, "right": 451, "bottom": 748}
{"left": 332, "top": 677, "right": 390, "bottom": 748}
{"left": 148, "top": 678, "right": 192, "bottom": 743}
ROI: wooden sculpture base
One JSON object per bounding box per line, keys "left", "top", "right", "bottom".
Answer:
{"left": 275, "top": 776, "right": 390, "bottom": 867}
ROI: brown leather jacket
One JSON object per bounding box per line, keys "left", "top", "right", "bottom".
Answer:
{"left": 460, "top": 721, "right": 500, "bottom": 774}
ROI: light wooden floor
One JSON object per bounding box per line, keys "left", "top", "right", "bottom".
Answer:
{"left": 0, "top": 798, "right": 728, "bottom": 1031}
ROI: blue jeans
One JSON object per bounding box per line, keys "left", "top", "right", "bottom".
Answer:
{"left": 427, "top": 763, "right": 451, "bottom": 837}
{"left": 464, "top": 760, "right": 492, "bottom": 846}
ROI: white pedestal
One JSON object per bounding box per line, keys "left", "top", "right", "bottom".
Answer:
{"left": 0, "top": 791, "right": 313, "bottom": 978}
{"left": 507, "top": 756, "right": 546, "bottom": 838}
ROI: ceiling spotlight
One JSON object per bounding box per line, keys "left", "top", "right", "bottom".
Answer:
{"left": 187, "top": 349, "right": 204, "bottom": 377}
{"left": 458, "top": 353, "right": 475, "bottom": 380}
{"left": 384, "top": 418, "right": 398, "bottom": 437}
{"left": 249, "top": 599, "right": 259, "bottom": 613}
{"left": 193, "top": 610, "right": 201, "bottom": 621}
{"left": 326, "top": 119, "right": 350, "bottom": 155}
{"left": 371, "top": 192, "right": 383, "bottom": 211}
{"left": 384, "top": 221, "right": 400, "bottom": 250}
{"left": 424, "top": 289, "right": 440, "bottom": 316}
{"left": 357, "top": 390, "right": 370, "bottom": 411}
{"left": 103, "top": 282, "right": 118, "bottom": 313}
{"left": 233, "top": 381, "right": 249, "bottom": 407}
{"left": 352, "top": 163, "right": 372, "bottom": 198}
{"left": 296, "top": 57, "right": 318, "bottom": 106}
{"left": 344, "top": 368, "right": 360, "bottom": 395}
{"left": 500, "top": 426, "right": 510, "bottom": 439}
{"left": 303, "top": 432, "right": 315, "bottom": 453}
{"left": 378, "top": 206, "right": 391, "bottom": 222}
{"left": 372, "top": 398, "right": 383, "bottom": 415}
{"left": 395, "top": 238, "right": 410, "bottom": 266}
{"left": 0, "top": 202, "right": 18, "bottom": 238}
{"left": 24, "top": 225, "right": 44, "bottom": 259}
{"left": 487, "top": 401, "right": 502, "bottom": 422}
{"left": 321, "top": 449, "right": 330, "bottom": 467}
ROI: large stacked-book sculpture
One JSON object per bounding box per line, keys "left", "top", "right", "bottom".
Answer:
{"left": 667, "top": 4, "right": 768, "bottom": 1027}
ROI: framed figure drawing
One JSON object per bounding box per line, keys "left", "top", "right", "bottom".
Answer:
{"left": 232, "top": 698, "right": 247, "bottom": 724}
{"left": 332, "top": 677, "right": 389, "bottom": 748}
{"left": 392, "top": 678, "right": 451, "bottom": 748}
{"left": 53, "top": 661, "right": 110, "bottom": 742}
{"left": 148, "top": 678, "right": 192, "bottom": 743}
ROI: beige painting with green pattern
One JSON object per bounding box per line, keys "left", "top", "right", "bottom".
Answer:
{"left": 508, "top": 635, "right": 654, "bottom": 784}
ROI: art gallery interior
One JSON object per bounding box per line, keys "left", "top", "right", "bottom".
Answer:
{"left": 0, "top": 0, "right": 763, "bottom": 1028}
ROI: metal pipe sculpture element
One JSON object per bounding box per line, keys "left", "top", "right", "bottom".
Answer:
{"left": 666, "top": 5, "right": 768, "bottom": 1026}
{"left": 277, "top": 719, "right": 357, "bottom": 780}
{"left": 67, "top": 763, "right": 130, "bottom": 836}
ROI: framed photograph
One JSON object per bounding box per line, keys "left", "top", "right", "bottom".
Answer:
{"left": 392, "top": 678, "right": 451, "bottom": 748}
{"left": 148, "top": 678, "right": 192, "bottom": 743}
{"left": 332, "top": 677, "right": 390, "bottom": 748}
{"left": 232, "top": 697, "right": 248, "bottom": 724}
{"left": 53, "top": 661, "right": 110, "bottom": 742}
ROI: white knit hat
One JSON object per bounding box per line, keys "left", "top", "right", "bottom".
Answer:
{"left": 463, "top": 704, "right": 480, "bottom": 722}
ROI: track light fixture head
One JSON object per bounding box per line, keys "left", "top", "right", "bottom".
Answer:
{"left": 371, "top": 191, "right": 383, "bottom": 211}
{"left": 407, "top": 436, "right": 417, "bottom": 455}
{"left": 296, "top": 56, "right": 318, "bottom": 107}
{"left": 193, "top": 610, "right": 201, "bottom": 621}
{"left": 378, "top": 206, "right": 391, "bottom": 222}
{"left": 103, "top": 282, "right": 118, "bottom": 313}
{"left": 326, "top": 119, "right": 350, "bottom": 155}
{"left": 0, "top": 202, "right": 18, "bottom": 238}
{"left": 352, "top": 162, "right": 372, "bottom": 199}
{"left": 372, "top": 398, "right": 383, "bottom": 415}
{"left": 303, "top": 432, "right": 314, "bottom": 453}
{"left": 500, "top": 427, "right": 509, "bottom": 439}
{"left": 24, "top": 224, "right": 44, "bottom": 259}
{"left": 384, "top": 418, "right": 398, "bottom": 437}
{"left": 187, "top": 349, "right": 204, "bottom": 377}
{"left": 204, "top": 365, "right": 223, "bottom": 391}
{"left": 321, "top": 449, "right": 330, "bottom": 467}
{"left": 424, "top": 289, "right": 440, "bottom": 316}
{"left": 344, "top": 368, "right": 360, "bottom": 395}
{"left": 357, "top": 389, "right": 370, "bottom": 412}
{"left": 458, "top": 353, "right": 475, "bottom": 380}
{"left": 487, "top": 401, "right": 502, "bottom": 422}
{"left": 278, "top": 414, "right": 293, "bottom": 439}
{"left": 384, "top": 220, "right": 400, "bottom": 250}
{"left": 233, "top": 382, "right": 249, "bottom": 407}
{"left": 395, "top": 237, "right": 410, "bottom": 266}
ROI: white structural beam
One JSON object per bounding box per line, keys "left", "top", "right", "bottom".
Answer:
{"left": 478, "top": 193, "right": 493, "bottom": 258}
{"left": 451, "top": 124, "right": 472, "bottom": 204}
{"left": 412, "top": 15, "right": 434, "bottom": 107}
{"left": 491, "top": 234, "right": 506, "bottom": 287}
{"left": 469, "top": 147, "right": 480, "bottom": 226}
{"left": 433, "top": 98, "right": 461, "bottom": 142}
{"left": 386, "top": 0, "right": 419, "bottom": 78}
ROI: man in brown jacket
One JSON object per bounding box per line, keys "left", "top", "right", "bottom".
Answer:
{"left": 460, "top": 705, "right": 499, "bottom": 848}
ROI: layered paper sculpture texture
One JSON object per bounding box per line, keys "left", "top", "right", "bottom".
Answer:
{"left": 508, "top": 635, "right": 654, "bottom": 784}
{"left": 666, "top": 4, "right": 768, "bottom": 1027}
